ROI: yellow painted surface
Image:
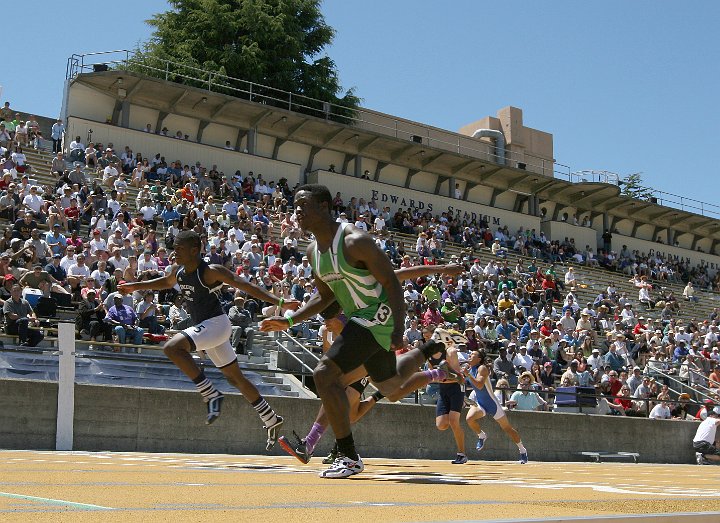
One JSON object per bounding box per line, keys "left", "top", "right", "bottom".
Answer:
{"left": 0, "top": 450, "right": 719, "bottom": 522}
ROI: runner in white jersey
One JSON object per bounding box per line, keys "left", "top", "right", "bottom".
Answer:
{"left": 119, "top": 230, "right": 299, "bottom": 450}
{"left": 261, "top": 185, "right": 467, "bottom": 478}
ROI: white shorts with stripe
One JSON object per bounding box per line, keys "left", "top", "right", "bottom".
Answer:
{"left": 180, "top": 314, "right": 236, "bottom": 368}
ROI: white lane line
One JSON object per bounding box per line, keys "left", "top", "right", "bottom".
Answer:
{"left": 0, "top": 491, "right": 113, "bottom": 511}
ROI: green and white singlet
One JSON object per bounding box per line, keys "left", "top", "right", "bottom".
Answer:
{"left": 312, "top": 223, "right": 394, "bottom": 350}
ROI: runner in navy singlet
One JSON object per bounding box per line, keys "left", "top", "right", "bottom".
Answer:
{"left": 118, "top": 230, "right": 299, "bottom": 450}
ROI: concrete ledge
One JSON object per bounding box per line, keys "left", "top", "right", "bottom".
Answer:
{"left": 0, "top": 378, "right": 698, "bottom": 463}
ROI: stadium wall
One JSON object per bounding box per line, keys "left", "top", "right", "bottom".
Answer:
{"left": 308, "top": 171, "right": 541, "bottom": 234}
{"left": 65, "top": 117, "right": 303, "bottom": 184}
{"left": 612, "top": 234, "right": 720, "bottom": 274}
{"left": 540, "top": 221, "right": 598, "bottom": 253}
{"left": 0, "top": 379, "right": 697, "bottom": 464}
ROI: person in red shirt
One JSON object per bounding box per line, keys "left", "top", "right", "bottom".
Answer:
{"left": 263, "top": 235, "right": 280, "bottom": 256}
{"left": 539, "top": 317, "right": 554, "bottom": 337}
{"left": 179, "top": 184, "right": 194, "bottom": 203}
{"left": 268, "top": 257, "right": 284, "bottom": 282}
{"left": 422, "top": 299, "right": 444, "bottom": 327}
{"left": 63, "top": 199, "right": 81, "bottom": 233}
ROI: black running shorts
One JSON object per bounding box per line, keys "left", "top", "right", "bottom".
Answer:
{"left": 325, "top": 320, "right": 397, "bottom": 383}
{"left": 348, "top": 377, "right": 370, "bottom": 395}
{"left": 693, "top": 440, "right": 720, "bottom": 456}
{"left": 435, "top": 382, "right": 465, "bottom": 417}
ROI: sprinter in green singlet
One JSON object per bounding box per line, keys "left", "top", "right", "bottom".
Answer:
{"left": 261, "top": 185, "right": 466, "bottom": 478}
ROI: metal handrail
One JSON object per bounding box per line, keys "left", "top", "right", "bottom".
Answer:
{"left": 568, "top": 170, "right": 621, "bottom": 185}
{"left": 272, "top": 333, "right": 317, "bottom": 387}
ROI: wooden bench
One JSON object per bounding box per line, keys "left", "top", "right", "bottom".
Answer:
{"left": 578, "top": 451, "right": 640, "bottom": 464}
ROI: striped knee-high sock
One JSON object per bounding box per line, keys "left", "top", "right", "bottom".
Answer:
{"left": 251, "top": 397, "right": 278, "bottom": 428}
{"left": 193, "top": 372, "right": 222, "bottom": 402}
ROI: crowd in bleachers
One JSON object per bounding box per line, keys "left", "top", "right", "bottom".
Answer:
{"left": 0, "top": 102, "right": 719, "bottom": 418}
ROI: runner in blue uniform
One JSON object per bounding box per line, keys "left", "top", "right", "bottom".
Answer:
{"left": 118, "top": 230, "right": 299, "bottom": 450}
{"left": 463, "top": 349, "right": 528, "bottom": 463}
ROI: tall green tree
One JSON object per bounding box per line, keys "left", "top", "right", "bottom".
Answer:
{"left": 619, "top": 172, "right": 655, "bottom": 200}
{"left": 131, "top": 0, "right": 359, "bottom": 120}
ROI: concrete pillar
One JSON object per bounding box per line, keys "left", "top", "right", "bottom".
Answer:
{"left": 247, "top": 128, "right": 257, "bottom": 155}
{"left": 354, "top": 156, "right": 364, "bottom": 178}
{"left": 667, "top": 228, "right": 674, "bottom": 246}
{"left": 449, "top": 176, "right": 456, "bottom": 199}
{"left": 120, "top": 100, "right": 130, "bottom": 128}
{"left": 603, "top": 212, "right": 610, "bottom": 232}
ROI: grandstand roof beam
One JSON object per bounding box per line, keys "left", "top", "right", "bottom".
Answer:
{"left": 320, "top": 127, "right": 345, "bottom": 147}
{"left": 434, "top": 176, "right": 449, "bottom": 195}
{"left": 531, "top": 179, "right": 564, "bottom": 196}
{"left": 374, "top": 162, "right": 388, "bottom": 182}
{"left": 404, "top": 169, "right": 419, "bottom": 189}
{"left": 647, "top": 209, "right": 678, "bottom": 223}
{"left": 420, "top": 152, "right": 445, "bottom": 169}
{"left": 357, "top": 135, "right": 381, "bottom": 154}
{"left": 476, "top": 167, "right": 502, "bottom": 182}
{"left": 249, "top": 109, "right": 272, "bottom": 128}
{"left": 196, "top": 120, "right": 211, "bottom": 142}
{"left": 123, "top": 79, "right": 147, "bottom": 102}
{"left": 272, "top": 137, "right": 286, "bottom": 159}
{"left": 341, "top": 154, "right": 354, "bottom": 175}
{"left": 285, "top": 120, "right": 309, "bottom": 139}
{"left": 451, "top": 159, "right": 475, "bottom": 175}
{"left": 306, "top": 146, "right": 321, "bottom": 172}
{"left": 489, "top": 188, "right": 503, "bottom": 207}
{"left": 167, "top": 91, "right": 189, "bottom": 113}
{"left": 462, "top": 182, "right": 478, "bottom": 201}
{"left": 210, "top": 99, "right": 234, "bottom": 119}
{"left": 390, "top": 144, "right": 415, "bottom": 162}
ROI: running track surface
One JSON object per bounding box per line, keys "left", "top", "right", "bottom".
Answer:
{"left": 0, "top": 450, "right": 719, "bottom": 522}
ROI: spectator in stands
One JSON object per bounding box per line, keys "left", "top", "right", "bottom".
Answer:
{"left": 507, "top": 372, "right": 547, "bottom": 411}
{"left": 3, "top": 284, "right": 44, "bottom": 346}
{"left": 229, "top": 293, "right": 255, "bottom": 354}
{"left": 106, "top": 293, "right": 144, "bottom": 351}
{"left": 68, "top": 136, "right": 85, "bottom": 163}
{"left": 76, "top": 289, "right": 111, "bottom": 343}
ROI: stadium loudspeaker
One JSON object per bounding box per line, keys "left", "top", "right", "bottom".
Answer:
{"left": 518, "top": 162, "right": 527, "bottom": 170}
{"left": 649, "top": 197, "right": 658, "bottom": 204}
{"left": 93, "top": 64, "right": 109, "bottom": 72}
{"left": 411, "top": 135, "right": 422, "bottom": 144}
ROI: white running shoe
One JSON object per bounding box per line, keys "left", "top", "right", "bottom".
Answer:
{"left": 431, "top": 328, "right": 467, "bottom": 350}
{"left": 319, "top": 454, "right": 364, "bottom": 478}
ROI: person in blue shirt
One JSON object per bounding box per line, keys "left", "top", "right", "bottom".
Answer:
{"left": 673, "top": 340, "right": 690, "bottom": 362}
{"left": 519, "top": 316, "right": 537, "bottom": 343}
{"left": 45, "top": 224, "right": 67, "bottom": 256}
{"left": 495, "top": 316, "right": 517, "bottom": 341}
{"left": 160, "top": 203, "right": 181, "bottom": 228}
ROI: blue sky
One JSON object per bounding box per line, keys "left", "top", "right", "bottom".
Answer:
{"left": 5, "top": 1, "right": 718, "bottom": 207}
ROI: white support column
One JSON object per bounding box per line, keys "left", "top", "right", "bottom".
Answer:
{"left": 55, "top": 322, "right": 76, "bottom": 451}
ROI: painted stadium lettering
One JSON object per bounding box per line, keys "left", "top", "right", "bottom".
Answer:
{"left": 370, "top": 189, "right": 502, "bottom": 226}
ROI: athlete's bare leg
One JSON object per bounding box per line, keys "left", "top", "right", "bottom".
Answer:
{"left": 313, "top": 357, "right": 352, "bottom": 440}
{"left": 437, "top": 411, "right": 465, "bottom": 455}
{"left": 219, "top": 363, "right": 261, "bottom": 403}
{"left": 163, "top": 333, "right": 203, "bottom": 380}
{"left": 466, "top": 405, "right": 485, "bottom": 435}
{"left": 385, "top": 346, "right": 462, "bottom": 402}
{"left": 496, "top": 415, "right": 522, "bottom": 445}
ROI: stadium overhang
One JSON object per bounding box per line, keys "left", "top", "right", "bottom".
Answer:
{"left": 70, "top": 71, "right": 719, "bottom": 242}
